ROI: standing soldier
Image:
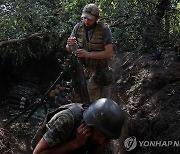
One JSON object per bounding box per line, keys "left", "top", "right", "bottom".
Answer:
{"left": 66, "top": 3, "right": 113, "bottom": 103}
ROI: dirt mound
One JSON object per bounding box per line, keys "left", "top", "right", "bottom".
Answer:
{"left": 112, "top": 50, "right": 180, "bottom": 154}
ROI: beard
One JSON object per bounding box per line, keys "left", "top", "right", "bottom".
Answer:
{"left": 84, "top": 22, "right": 97, "bottom": 31}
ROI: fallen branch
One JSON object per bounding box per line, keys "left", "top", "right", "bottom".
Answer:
{"left": 0, "top": 32, "right": 49, "bottom": 47}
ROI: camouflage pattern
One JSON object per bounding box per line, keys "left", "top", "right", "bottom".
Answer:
{"left": 43, "top": 107, "right": 112, "bottom": 154}
{"left": 77, "top": 22, "right": 104, "bottom": 51}
{"left": 87, "top": 70, "right": 112, "bottom": 102}
{"left": 76, "top": 22, "right": 109, "bottom": 69}
{"left": 43, "top": 109, "right": 75, "bottom": 147}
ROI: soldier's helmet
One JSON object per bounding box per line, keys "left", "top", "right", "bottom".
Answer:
{"left": 83, "top": 98, "right": 124, "bottom": 139}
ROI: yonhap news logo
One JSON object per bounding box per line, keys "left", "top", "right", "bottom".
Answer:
{"left": 124, "top": 136, "right": 180, "bottom": 151}
{"left": 124, "top": 136, "right": 137, "bottom": 151}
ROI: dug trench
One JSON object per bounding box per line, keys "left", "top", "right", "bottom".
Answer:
{"left": 0, "top": 49, "right": 180, "bottom": 154}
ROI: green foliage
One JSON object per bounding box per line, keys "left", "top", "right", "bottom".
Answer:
{"left": 0, "top": 0, "right": 179, "bottom": 66}
{"left": 105, "top": 0, "right": 179, "bottom": 51}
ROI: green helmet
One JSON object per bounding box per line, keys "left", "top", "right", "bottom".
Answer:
{"left": 83, "top": 98, "right": 124, "bottom": 139}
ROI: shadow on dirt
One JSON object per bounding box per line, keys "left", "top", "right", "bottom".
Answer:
{"left": 112, "top": 50, "right": 180, "bottom": 154}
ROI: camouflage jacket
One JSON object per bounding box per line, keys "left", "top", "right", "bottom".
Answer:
{"left": 43, "top": 106, "right": 112, "bottom": 154}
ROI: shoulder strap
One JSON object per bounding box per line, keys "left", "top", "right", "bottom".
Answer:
{"left": 68, "top": 103, "right": 89, "bottom": 125}
{"left": 75, "top": 22, "right": 81, "bottom": 38}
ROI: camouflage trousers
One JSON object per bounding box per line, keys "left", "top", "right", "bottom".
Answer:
{"left": 87, "top": 70, "right": 112, "bottom": 103}
{"left": 68, "top": 69, "right": 112, "bottom": 104}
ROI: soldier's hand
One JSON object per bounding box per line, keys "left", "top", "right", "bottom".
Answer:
{"left": 76, "top": 49, "right": 90, "bottom": 58}
{"left": 67, "top": 37, "right": 76, "bottom": 46}
{"left": 73, "top": 123, "right": 92, "bottom": 147}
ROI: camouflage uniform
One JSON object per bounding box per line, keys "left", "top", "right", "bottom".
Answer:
{"left": 43, "top": 108, "right": 112, "bottom": 154}
{"left": 43, "top": 109, "right": 75, "bottom": 147}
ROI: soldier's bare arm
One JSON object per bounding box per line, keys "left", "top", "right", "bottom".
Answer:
{"left": 33, "top": 123, "right": 92, "bottom": 154}
{"left": 76, "top": 44, "right": 113, "bottom": 59}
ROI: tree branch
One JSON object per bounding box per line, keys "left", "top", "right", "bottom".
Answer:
{"left": 0, "top": 32, "right": 49, "bottom": 47}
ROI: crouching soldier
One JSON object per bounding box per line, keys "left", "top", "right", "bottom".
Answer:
{"left": 33, "top": 98, "right": 124, "bottom": 154}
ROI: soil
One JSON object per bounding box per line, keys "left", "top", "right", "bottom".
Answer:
{"left": 111, "top": 50, "right": 180, "bottom": 154}
{"left": 0, "top": 48, "right": 180, "bottom": 154}
{"left": 0, "top": 106, "right": 42, "bottom": 154}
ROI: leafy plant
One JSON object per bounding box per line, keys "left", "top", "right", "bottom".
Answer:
{"left": 0, "top": 0, "right": 179, "bottom": 66}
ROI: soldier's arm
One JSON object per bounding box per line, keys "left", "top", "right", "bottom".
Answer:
{"left": 66, "top": 23, "right": 79, "bottom": 52}
{"left": 76, "top": 25, "right": 113, "bottom": 60}
{"left": 32, "top": 137, "right": 80, "bottom": 154}
{"left": 76, "top": 44, "right": 113, "bottom": 59}
{"left": 33, "top": 123, "right": 92, "bottom": 154}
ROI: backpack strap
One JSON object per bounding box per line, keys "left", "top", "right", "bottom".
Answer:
{"left": 68, "top": 103, "right": 89, "bottom": 129}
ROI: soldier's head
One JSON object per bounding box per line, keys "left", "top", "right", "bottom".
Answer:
{"left": 81, "top": 4, "right": 99, "bottom": 27}
{"left": 83, "top": 98, "right": 124, "bottom": 145}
